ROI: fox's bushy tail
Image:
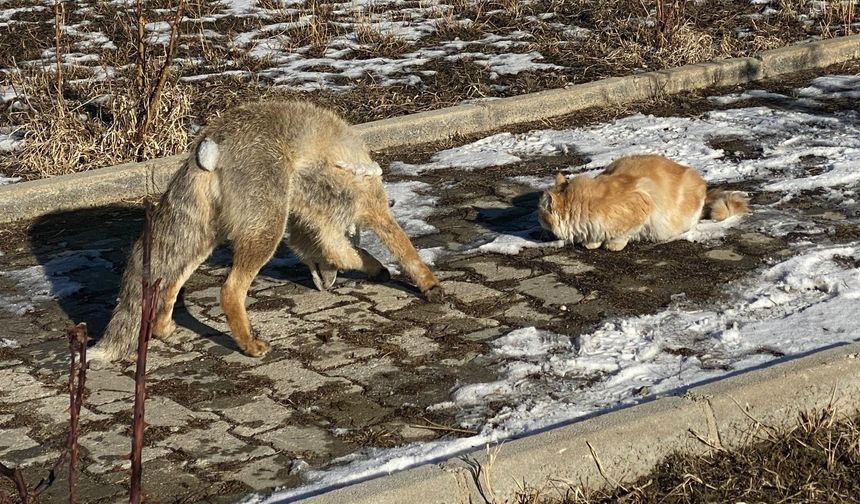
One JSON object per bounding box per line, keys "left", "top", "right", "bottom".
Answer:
{"left": 705, "top": 188, "right": 749, "bottom": 221}
{"left": 90, "top": 161, "right": 217, "bottom": 361}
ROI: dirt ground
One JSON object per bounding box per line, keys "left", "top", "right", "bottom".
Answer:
{"left": 1, "top": 70, "right": 860, "bottom": 502}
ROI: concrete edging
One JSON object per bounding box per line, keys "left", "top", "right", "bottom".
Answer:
{"left": 286, "top": 341, "right": 860, "bottom": 504}
{"left": 1, "top": 35, "right": 859, "bottom": 224}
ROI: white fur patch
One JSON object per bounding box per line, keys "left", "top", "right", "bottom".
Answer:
{"left": 336, "top": 159, "right": 382, "bottom": 177}
{"left": 196, "top": 137, "right": 219, "bottom": 171}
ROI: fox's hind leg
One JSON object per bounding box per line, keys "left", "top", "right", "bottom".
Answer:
{"left": 289, "top": 220, "right": 388, "bottom": 290}
{"left": 221, "top": 218, "right": 286, "bottom": 358}
{"left": 153, "top": 246, "right": 214, "bottom": 340}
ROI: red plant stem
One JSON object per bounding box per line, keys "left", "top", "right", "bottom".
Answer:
{"left": 129, "top": 201, "right": 161, "bottom": 504}
{"left": 64, "top": 323, "right": 88, "bottom": 504}
{"left": 0, "top": 463, "right": 27, "bottom": 503}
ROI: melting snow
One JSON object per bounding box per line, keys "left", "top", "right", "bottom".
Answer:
{"left": 247, "top": 74, "right": 860, "bottom": 503}
{"left": 0, "top": 252, "right": 112, "bottom": 316}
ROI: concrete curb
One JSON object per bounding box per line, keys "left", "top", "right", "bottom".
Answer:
{"left": 283, "top": 342, "right": 860, "bottom": 503}
{"left": 1, "top": 34, "right": 859, "bottom": 224}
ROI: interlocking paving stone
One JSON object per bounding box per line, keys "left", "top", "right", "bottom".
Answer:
{"left": 312, "top": 340, "right": 380, "bottom": 371}
{"left": 442, "top": 280, "right": 504, "bottom": 303}
{"left": 230, "top": 454, "right": 294, "bottom": 490}
{"left": 0, "top": 427, "right": 41, "bottom": 465}
{"left": 155, "top": 421, "right": 275, "bottom": 467}
{"left": 344, "top": 282, "right": 417, "bottom": 312}
{"left": 27, "top": 395, "right": 110, "bottom": 425}
{"left": 540, "top": 254, "right": 596, "bottom": 275}
{"left": 222, "top": 395, "right": 295, "bottom": 436}
{"left": 288, "top": 290, "right": 358, "bottom": 315}
{"left": 0, "top": 367, "right": 56, "bottom": 404}
{"left": 516, "top": 274, "right": 584, "bottom": 307}
{"left": 258, "top": 425, "right": 338, "bottom": 455}
{"left": 329, "top": 356, "right": 399, "bottom": 386}
{"left": 387, "top": 328, "right": 439, "bottom": 357}
{"left": 705, "top": 249, "right": 744, "bottom": 261}
{"left": 81, "top": 427, "right": 170, "bottom": 474}
{"left": 246, "top": 360, "right": 361, "bottom": 397}
{"left": 464, "top": 260, "right": 532, "bottom": 281}
{"left": 304, "top": 302, "right": 391, "bottom": 326}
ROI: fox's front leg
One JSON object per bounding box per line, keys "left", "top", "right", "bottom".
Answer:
{"left": 361, "top": 203, "right": 444, "bottom": 303}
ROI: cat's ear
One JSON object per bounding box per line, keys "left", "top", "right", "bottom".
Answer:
{"left": 554, "top": 173, "right": 566, "bottom": 187}
{"left": 545, "top": 189, "right": 561, "bottom": 207}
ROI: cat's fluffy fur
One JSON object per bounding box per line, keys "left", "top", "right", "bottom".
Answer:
{"left": 538, "top": 154, "right": 749, "bottom": 251}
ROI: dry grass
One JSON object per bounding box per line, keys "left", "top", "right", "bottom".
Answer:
{"left": 0, "top": 67, "right": 191, "bottom": 180}
{"left": 1, "top": 0, "right": 856, "bottom": 180}
{"left": 501, "top": 405, "right": 860, "bottom": 504}
{"left": 353, "top": 22, "right": 410, "bottom": 59}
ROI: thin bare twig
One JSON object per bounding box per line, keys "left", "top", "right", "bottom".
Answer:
{"left": 586, "top": 441, "right": 628, "bottom": 493}
{"left": 129, "top": 200, "right": 162, "bottom": 504}
{"left": 410, "top": 417, "right": 478, "bottom": 435}
{"left": 133, "top": 0, "right": 186, "bottom": 160}
{"left": 0, "top": 325, "right": 88, "bottom": 504}
{"left": 52, "top": 0, "right": 65, "bottom": 114}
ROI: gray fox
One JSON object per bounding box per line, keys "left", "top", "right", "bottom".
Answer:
{"left": 90, "top": 101, "right": 444, "bottom": 361}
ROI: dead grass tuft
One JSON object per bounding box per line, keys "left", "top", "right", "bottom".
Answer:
{"left": 281, "top": 13, "right": 336, "bottom": 57}
{"left": 502, "top": 405, "right": 860, "bottom": 503}
{"left": 1, "top": 66, "right": 190, "bottom": 180}
{"left": 353, "top": 22, "right": 410, "bottom": 59}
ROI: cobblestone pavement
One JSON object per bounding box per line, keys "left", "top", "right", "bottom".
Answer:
{"left": 2, "top": 81, "right": 860, "bottom": 502}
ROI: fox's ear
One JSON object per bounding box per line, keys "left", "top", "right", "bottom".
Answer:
{"left": 554, "top": 173, "right": 566, "bottom": 187}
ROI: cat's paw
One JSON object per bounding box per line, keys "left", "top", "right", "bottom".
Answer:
{"left": 606, "top": 239, "right": 629, "bottom": 252}
{"left": 584, "top": 242, "right": 602, "bottom": 250}
{"left": 422, "top": 284, "right": 445, "bottom": 303}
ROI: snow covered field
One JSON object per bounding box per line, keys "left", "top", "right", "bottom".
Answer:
{"left": 243, "top": 75, "right": 860, "bottom": 502}
{"left": 3, "top": 0, "right": 858, "bottom": 182}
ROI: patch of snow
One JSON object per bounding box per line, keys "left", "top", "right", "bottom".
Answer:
{"left": 798, "top": 75, "right": 860, "bottom": 99}
{"left": 248, "top": 243, "right": 860, "bottom": 503}
{"left": 391, "top": 101, "right": 860, "bottom": 198}
{"left": 0, "top": 251, "right": 112, "bottom": 316}
{"left": 707, "top": 89, "right": 790, "bottom": 104}
{"left": 475, "top": 229, "right": 564, "bottom": 255}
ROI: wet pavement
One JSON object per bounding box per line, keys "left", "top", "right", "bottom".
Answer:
{"left": 2, "top": 72, "right": 860, "bottom": 503}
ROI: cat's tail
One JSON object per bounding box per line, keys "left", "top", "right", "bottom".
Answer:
{"left": 705, "top": 188, "right": 749, "bottom": 221}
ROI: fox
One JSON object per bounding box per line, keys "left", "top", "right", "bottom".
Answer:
{"left": 89, "top": 100, "right": 444, "bottom": 361}
{"left": 537, "top": 154, "right": 749, "bottom": 251}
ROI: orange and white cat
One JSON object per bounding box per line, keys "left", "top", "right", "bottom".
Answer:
{"left": 537, "top": 154, "right": 748, "bottom": 251}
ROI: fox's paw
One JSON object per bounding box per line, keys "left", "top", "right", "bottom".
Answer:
{"left": 422, "top": 284, "right": 445, "bottom": 303}
{"left": 242, "top": 338, "right": 271, "bottom": 358}
{"left": 311, "top": 263, "right": 338, "bottom": 291}
{"left": 369, "top": 268, "right": 391, "bottom": 283}
{"left": 152, "top": 319, "right": 177, "bottom": 341}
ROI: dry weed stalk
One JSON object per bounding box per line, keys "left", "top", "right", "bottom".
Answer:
{"left": 0, "top": 0, "right": 191, "bottom": 180}
{"left": 52, "top": 0, "right": 65, "bottom": 114}
{"left": 129, "top": 201, "right": 162, "bottom": 504}
{"left": 132, "top": 0, "right": 187, "bottom": 160}
{"left": 353, "top": 21, "right": 409, "bottom": 58}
